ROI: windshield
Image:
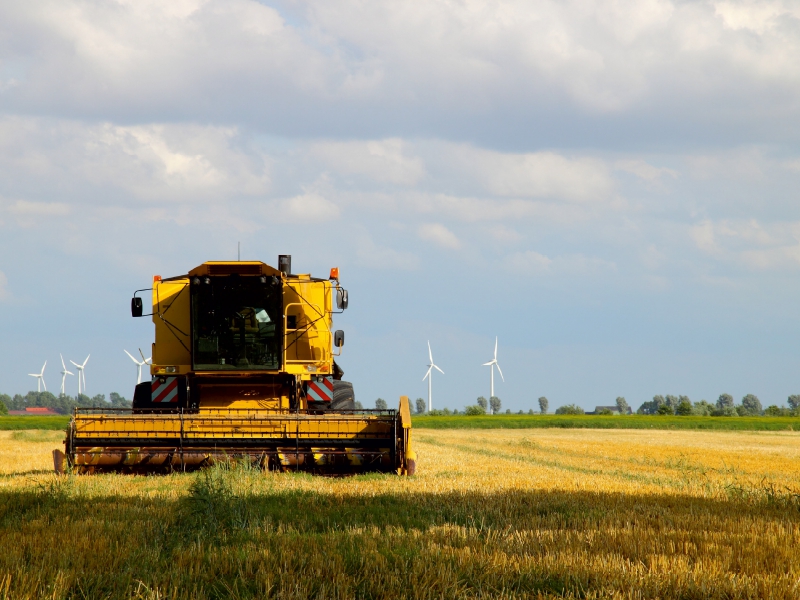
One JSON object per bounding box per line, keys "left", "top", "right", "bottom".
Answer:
{"left": 191, "top": 276, "right": 283, "bottom": 370}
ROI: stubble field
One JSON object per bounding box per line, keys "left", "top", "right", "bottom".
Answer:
{"left": 1, "top": 427, "right": 799, "bottom": 599}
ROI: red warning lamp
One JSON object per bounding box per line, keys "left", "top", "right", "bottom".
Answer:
{"left": 329, "top": 267, "right": 339, "bottom": 281}
{"left": 153, "top": 275, "right": 162, "bottom": 282}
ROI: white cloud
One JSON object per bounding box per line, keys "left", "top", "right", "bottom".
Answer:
{"left": 506, "top": 250, "right": 616, "bottom": 275}
{"left": 310, "top": 138, "right": 425, "bottom": 185}
{"left": 448, "top": 146, "right": 614, "bottom": 202}
{"left": 354, "top": 233, "right": 419, "bottom": 270}
{"left": 0, "top": 118, "right": 271, "bottom": 204}
{"left": 5, "top": 199, "right": 70, "bottom": 217}
{"left": 691, "top": 218, "right": 800, "bottom": 269}
{"left": 713, "top": 1, "right": 800, "bottom": 35}
{"left": 615, "top": 159, "right": 678, "bottom": 182}
{"left": 279, "top": 192, "right": 340, "bottom": 220}
{"left": 417, "top": 223, "right": 460, "bottom": 249}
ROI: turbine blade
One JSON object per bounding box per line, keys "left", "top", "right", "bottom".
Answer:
{"left": 28, "top": 373, "right": 37, "bottom": 377}
{"left": 428, "top": 341, "right": 432, "bottom": 363}
{"left": 482, "top": 361, "right": 494, "bottom": 366}
{"left": 495, "top": 363, "right": 504, "bottom": 382}
{"left": 124, "top": 349, "right": 138, "bottom": 364}
{"left": 61, "top": 354, "right": 66, "bottom": 370}
{"left": 494, "top": 337, "right": 498, "bottom": 360}
{"left": 82, "top": 354, "right": 90, "bottom": 367}
{"left": 422, "top": 366, "right": 432, "bottom": 381}
{"left": 70, "top": 360, "right": 80, "bottom": 368}
{"left": 42, "top": 378, "right": 46, "bottom": 391}
{"left": 434, "top": 364, "right": 444, "bottom": 374}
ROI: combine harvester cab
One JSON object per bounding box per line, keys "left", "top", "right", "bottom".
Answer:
{"left": 55, "top": 256, "right": 416, "bottom": 476}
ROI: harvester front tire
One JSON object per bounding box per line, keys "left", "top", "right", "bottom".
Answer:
{"left": 331, "top": 380, "right": 355, "bottom": 411}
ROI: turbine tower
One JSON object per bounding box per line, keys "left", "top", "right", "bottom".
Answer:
{"left": 70, "top": 355, "right": 90, "bottom": 396}
{"left": 28, "top": 361, "right": 46, "bottom": 392}
{"left": 59, "top": 354, "right": 74, "bottom": 395}
{"left": 482, "top": 337, "right": 504, "bottom": 413}
{"left": 125, "top": 349, "right": 152, "bottom": 384}
{"left": 422, "top": 341, "right": 444, "bottom": 412}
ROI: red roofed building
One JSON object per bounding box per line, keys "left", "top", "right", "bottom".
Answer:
{"left": 8, "top": 407, "right": 61, "bottom": 416}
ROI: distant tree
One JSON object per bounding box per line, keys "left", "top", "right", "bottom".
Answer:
{"left": 788, "top": 395, "right": 800, "bottom": 412}
{"left": 415, "top": 398, "right": 426, "bottom": 414}
{"left": 657, "top": 403, "right": 674, "bottom": 415}
{"left": 740, "top": 394, "right": 762, "bottom": 416}
{"left": 615, "top": 397, "right": 629, "bottom": 414}
{"left": 675, "top": 400, "right": 693, "bottom": 416}
{"left": 517, "top": 410, "right": 524, "bottom": 414}
{"left": 678, "top": 395, "right": 691, "bottom": 405}
{"left": 717, "top": 394, "right": 734, "bottom": 411}
{"left": 637, "top": 395, "right": 665, "bottom": 415}
{"left": 489, "top": 396, "right": 501, "bottom": 414}
{"left": 538, "top": 396, "right": 549, "bottom": 414}
{"left": 505, "top": 409, "right": 511, "bottom": 414}
{"left": 721, "top": 406, "right": 738, "bottom": 417}
{"left": 476, "top": 396, "right": 488, "bottom": 411}
{"left": 465, "top": 405, "right": 486, "bottom": 416}
{"left": 692, "top": 400, "right": 714, "bottom": 416}
{"left": 109, "top": 392, "right": 131, "bottom": 408}
{"left": 555, "top": 404, "right": 585, "bottom": 415}
{"left": 375, "top": 398, "right": 388, "bottom": 410}
{"left": 354, "top": 400, "right": 364, "bottom": 410}
{"left": 665, "top": 395, "right": 680, "bottom": 411}
{"left": 528, "top": 408, "right": 534, "bottom": 415}
{"left": 452, "top": 409, "right": 459, "bottom": 415}
{"left": 0, "top": 398, "right": 7, "bottom": 416}
{"left": 597, "top": 408, "right": 613, "bottom": 415}
{"left": 764, "top": 405, "right": 790, "bottom": 416}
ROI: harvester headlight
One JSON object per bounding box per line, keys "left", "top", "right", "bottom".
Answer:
{"left": 165, "top": 366, "right": 177, "bottom": 374}
{"left": 193, "top": 277, "right": 200, "bottom": 285}
{"left": 204, "top": 277, "right": 211, "bottom": 285}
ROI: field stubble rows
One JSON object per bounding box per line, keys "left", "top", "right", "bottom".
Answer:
{"left": 1, "top": 428, "right": 799, "bottom": 599}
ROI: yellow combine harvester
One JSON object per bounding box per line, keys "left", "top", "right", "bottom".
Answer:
{"left": 54, "top": 256, "right": 415, "bottom": 476}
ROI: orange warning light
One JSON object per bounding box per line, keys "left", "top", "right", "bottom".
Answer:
{"left": 153, "top": 275, "right": 162, "bottom": 282}
{"left": 329, "top": 267, "right": 339, "bottom": 281}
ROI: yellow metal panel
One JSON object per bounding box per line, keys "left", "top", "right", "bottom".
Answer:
{"left": 152, "top": 278, "right": 191, "bottom": 368}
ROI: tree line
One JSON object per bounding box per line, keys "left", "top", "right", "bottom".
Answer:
{"left": 0, "top": 391, "right": 132, "bottom": 415}
{"left": 390, "top": 393, "right": 800, "bottom": 416}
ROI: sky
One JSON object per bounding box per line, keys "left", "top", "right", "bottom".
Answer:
{"left": 1, "top": 0, "right": 800, "bottom": 412}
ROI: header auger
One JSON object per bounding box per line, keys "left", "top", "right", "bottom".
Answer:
{"left": 54, "top": 256, "right": 416, "bottom": 476}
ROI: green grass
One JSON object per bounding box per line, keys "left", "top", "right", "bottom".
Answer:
{"left": 2, "top": 414, "right": 796, "bottom": 432}
{"left": 412, "top": 414, "right": 800, "bottom": 431}
{"left": 0, "top": 416, "right": 69, "bottom": 430}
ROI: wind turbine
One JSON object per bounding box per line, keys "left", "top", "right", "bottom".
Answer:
{"left": 70, "top": 355, "right": 90, "bottom": 396}
{"left": 28, "top": 361, "right": 46, "bottom": 392}
{"left": 482, "top": 337, "right": 504, "bottom": 413}
{"left": 422, "top": 341, "right": 444, "bottom": 412}
{"left": 125, "top": 348, "right": 152, "bottom": 384}
{"left": 59, "top": 354, "right": 74, "bottom": 395}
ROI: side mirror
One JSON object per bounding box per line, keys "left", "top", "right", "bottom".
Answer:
{"left": 336, "top": 289, "right": 349, "bottom": 310}
{"left": 131, "top": 297, "right": 143, "bottom": 318}
{"left": 333, "top": 330, "right": 345, "bottom": 348}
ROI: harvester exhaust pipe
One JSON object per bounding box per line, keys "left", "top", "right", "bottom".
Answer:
{"left": 279, "top": 255, "right": 291, "bottom": 276}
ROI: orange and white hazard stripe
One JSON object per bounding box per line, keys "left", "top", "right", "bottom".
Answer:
{"left": 307, "top": 377, "right": 333, "bottom": 402}
{"left": 151, "top": 377, "right": 179, "bottom": 403}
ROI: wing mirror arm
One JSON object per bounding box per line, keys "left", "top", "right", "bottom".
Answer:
{"left": 131, "top": 288, "right": 153, "bottom": 318}
{"left": 333, "top": 330, "right": 345, "bottom": 355}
